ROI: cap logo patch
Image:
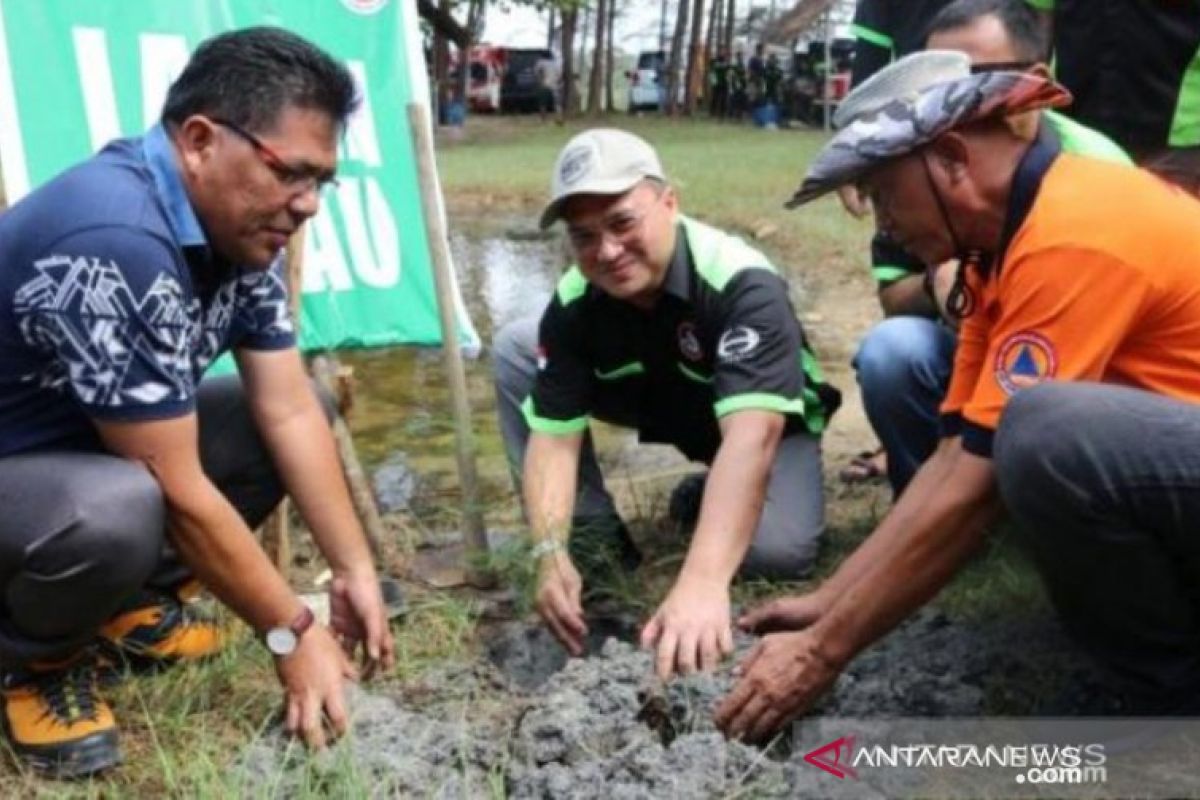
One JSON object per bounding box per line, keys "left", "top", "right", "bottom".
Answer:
{"left": 559, "top": 144, "right": 595, "bottom": 186}
{"left": 677, "top": 322, "right": 704, "bottom": 361}
{"left": 994, "top": 331, "right": 1056, "bottom": 395}
{"left": 717, "top": 326, "right": 760, "bottom": 362}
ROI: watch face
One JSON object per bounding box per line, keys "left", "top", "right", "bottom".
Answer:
{"left": 266, "top": 627, "right": 298, "bottom": 656}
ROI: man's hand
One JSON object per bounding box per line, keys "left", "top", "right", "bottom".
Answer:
{"left": 736, "top": 590, "right": 829, "bottom": 634}
{"left": 536, "top": 551, "right": 587, "bottom": 656}
{"left": 714, "top": 629, "right": 843, "bottom": 742}
{"left": 329, "top": 569, "right": 396, "bottom": 679}
{"left": 277, "top": 623, "right": 358, "bottom": 749}
{"left": 837, "top": 184, "right": 871, "bottom": 218}
{"left": 640, "top": 575, "right": 734, "bottom": 681}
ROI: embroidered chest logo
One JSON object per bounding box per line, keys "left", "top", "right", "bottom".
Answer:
{"left": 677, "top": 322, "right": 704, "bottom": 361}
{"left": 994, "top": 331, "right": 1057, "bottom": 395}
{"left": 717, "top": 326, "right": 760, "bottom": 362}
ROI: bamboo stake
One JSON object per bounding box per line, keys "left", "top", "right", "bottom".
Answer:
{"left": 311, "top": 354, "right": 410, "bottom": 578}
{"left": 406, "top": 101, "right": 492, "bottom": 586}
{"left": 263, "top": 229, "right": 308, "bottom": 576}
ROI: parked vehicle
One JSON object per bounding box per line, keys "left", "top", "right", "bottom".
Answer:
{"left": 626, "top": 50, "right": 665, "bottom": 112}
{"left": 465, "top": 45, "right": 504, "bottom": 113}
{"left": 500, "top": 47, "right": 555, "bottom": 113}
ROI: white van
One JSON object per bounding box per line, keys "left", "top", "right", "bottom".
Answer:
{"left": 627, "top": 51, "right": 665, "bottom": 112}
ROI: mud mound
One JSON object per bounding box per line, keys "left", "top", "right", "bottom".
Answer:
{"left": 235, "top": 609, "right": 1119, "bottom": 797}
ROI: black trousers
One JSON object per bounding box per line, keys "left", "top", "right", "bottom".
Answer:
{"left": 995, "top": 382, "right": 1200, "bottom": 705}
{"left": 0, "top": 376, "right": 287, "bottom": 668}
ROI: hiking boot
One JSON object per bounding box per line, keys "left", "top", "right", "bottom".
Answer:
{"left": 1, "top": 654, "right": 120, "bottom": 779}
{"left": 98, "top": 587, "right": 225, "bottom": 675}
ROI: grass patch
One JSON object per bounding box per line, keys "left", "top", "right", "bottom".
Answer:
{"left": 437, "top": 115, "right": 875, "bottom": 291}
{"left": 0, "top": 590, "right": 483, "bottom": 797}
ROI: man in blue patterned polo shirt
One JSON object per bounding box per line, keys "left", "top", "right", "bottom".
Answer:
{"left": 0, "top": 27, "right": 393, "bottom": 778}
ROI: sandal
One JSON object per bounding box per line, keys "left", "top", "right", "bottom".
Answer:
{"left": 838, "top": 448, "right": 887, "bottom": 484}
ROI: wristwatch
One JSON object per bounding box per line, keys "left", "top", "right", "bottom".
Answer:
{"left": 264, "top": 606, "right": 315, "bottom": 657}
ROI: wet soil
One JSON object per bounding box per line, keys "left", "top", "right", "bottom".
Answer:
{"left": 236, "top": 608, "right": 1125, "bottom": 798}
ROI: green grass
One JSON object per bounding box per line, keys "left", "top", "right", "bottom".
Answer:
{"left": 437, "top": 115, "right": 874, "bottom": 280}
{"left": 0, "top": 593, "right": 484, "bottom": 797}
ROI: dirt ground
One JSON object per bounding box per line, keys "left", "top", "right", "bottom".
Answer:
{"left": 235, "top": 605, "right": 1129, "bottom": 797}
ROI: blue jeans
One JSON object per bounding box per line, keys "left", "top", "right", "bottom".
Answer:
{"left": 853, "top": 316, "right": 957, "bottom": 496}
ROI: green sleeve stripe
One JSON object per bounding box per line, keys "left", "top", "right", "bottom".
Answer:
{"left": 872, "top": 265, "right": 915, "bottom": 284}
{"left": 1169, "top": 45, "right": 1200, "bottom": 147}
{"left": 1023, "top": 0, "right": 1054, "bottom": 9}
{"left": 714, "top": 393, "right": 804, "bottom": 418}
{"left": 677, "top": 362, "right": 714, "bottom": 384}
{"left": 594, "top": 362, "right": 645, "bottom": 380}
{"left": 802, "top": 386, "right": 828, "bottom": 434}
{"left": 1045, "top": 110, "right": 1132, "bottom": 164}
{"left": 851, "top": 24, "right": 893, "bottom": 51}
{"left": 556, "top": 267, "right": 588, "bottom": 306}
{"left": 800, "top": 348, "right": 826, "bottom": 385}
{"left": 521, "top": 397, "right": 589, "bottom": 435}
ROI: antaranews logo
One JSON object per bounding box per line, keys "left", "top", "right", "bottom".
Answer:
{"left": 804, "top": 736, "right": 857, "bottom": 780}
{"left": 802, "top": 733, "right": 1106, "bottom": 787}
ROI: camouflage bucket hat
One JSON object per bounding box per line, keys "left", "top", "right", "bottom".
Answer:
{"left": 786, "top": 50, "right": 1072, "bottom": 208}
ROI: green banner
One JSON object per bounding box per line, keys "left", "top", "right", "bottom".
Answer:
{"left": 0, "top": 0, "right": 478, "bottom": 351}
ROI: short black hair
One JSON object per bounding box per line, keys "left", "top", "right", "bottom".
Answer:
{"left": 162, "top": 27, "right": 358, "bottom": 134}
{"left": 925, "top": 0, "right": 1048, "bottom": 63}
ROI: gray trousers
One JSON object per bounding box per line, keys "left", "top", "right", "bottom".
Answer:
{"left": 995, "top": 382, "right": 1200, "bottom": 703}
{"left": 492, "top": 316, "right": 825, "bottom": 578}
{"left": 0, "top": 376, "right": 288, "bottom": 668}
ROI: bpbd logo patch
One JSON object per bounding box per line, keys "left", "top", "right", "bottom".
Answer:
{"left": 994, "top": 331, "right": 1057, "bottom": 395}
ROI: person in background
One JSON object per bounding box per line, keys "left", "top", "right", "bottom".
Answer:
{"left": 849, "top": 0, "right": 1131, "bottom": 497}
{"left": 1031, "top": 0, "right": 1200, "bottom": 196}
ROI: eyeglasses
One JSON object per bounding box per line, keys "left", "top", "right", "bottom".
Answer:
{"left": 210, "top": 117, "right": 339, "bottom": 196}
{"left": 566, "top": 189, "right": 664, "bottom": 253}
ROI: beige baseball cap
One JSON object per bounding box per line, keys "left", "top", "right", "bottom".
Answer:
{"left": 538, "top": 128, "right": 667, "bottom": 229}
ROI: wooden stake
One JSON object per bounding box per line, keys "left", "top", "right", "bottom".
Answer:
{"left": 312, "top": 354, "right": 410, "bottom": 577}
{"left": 406, "top": 102, "right": 492, "bottom": 586}
{"left": 263, "top": 229, "right": 308, "bottom": 576}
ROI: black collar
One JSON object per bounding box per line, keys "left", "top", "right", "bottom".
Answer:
{"left": 659, "top": 222, "right": 692, "bottom": 302}
{"left": 996, "top": 121, "right": 1062, "bottom": 271}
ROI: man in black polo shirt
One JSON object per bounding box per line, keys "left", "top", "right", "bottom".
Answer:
{"left": 1031, "top": 0, "right": 1200, "bottom": 194}
{"left": 492, "top": 129, "right": 838, "bottom": 680}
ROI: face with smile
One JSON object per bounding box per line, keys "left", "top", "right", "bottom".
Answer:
{"left": 562, "top": 181, "right": 679, "bottom": 309}
{"left": 174, "top": 105, "right": 339, "bottom": 268}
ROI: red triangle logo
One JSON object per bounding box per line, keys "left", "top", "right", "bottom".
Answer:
{"left": 803, "top": 735, "right": 857, "bottom": 780}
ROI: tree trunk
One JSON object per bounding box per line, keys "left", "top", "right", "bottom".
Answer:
{"left": 547, "top": 6, "right": 556, "bottom": 50}
{"left": 605, "top": 0, "right": 617, "bottom": 112}
{"left": 560, "top": 6, "right": 578, "bottom": 120}
{"left": 665, "top": 0, "right": 690, "bottom": 115}
{"left": 683, "top": 0, "right": 705, "bottom": 114}
{"left": 723, "top": 0, "right": 735, "bottom": 54}
{"left": 587, "top": 0, "right": 608, "bottom": 114}
{"left": 706, "top": 0, "right": 721, "bottom": 63}
{"left": 578, "top": 3, "right": 590, "bottom": 110}
{"left": 434, "top": 0, "right": 452, "bottom": 122}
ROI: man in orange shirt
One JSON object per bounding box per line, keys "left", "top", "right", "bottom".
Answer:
{"left": 715, "top": 49, "right": 1200, "bottom": 740}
